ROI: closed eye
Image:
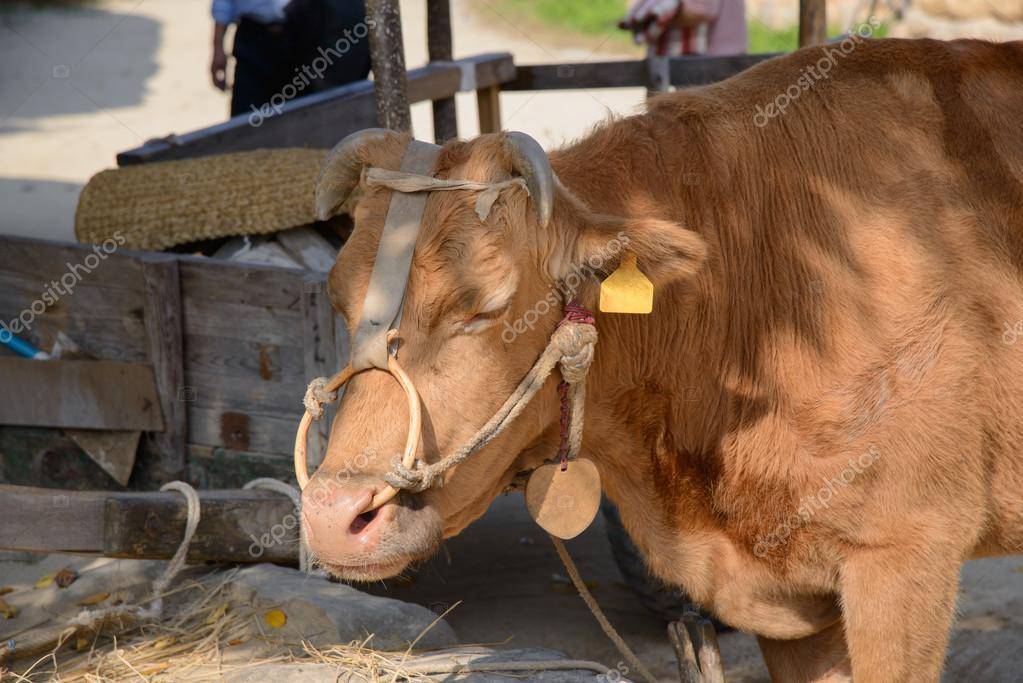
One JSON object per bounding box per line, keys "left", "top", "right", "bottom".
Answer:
{"left": 460, "top": 303, "right": 509, "bottom": 334}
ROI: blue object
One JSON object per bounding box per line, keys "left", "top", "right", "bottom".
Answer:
{"left": 0, "top": 328, "right": 47, "bottom": 359}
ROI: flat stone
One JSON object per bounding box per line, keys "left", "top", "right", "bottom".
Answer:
{"left": 223, "top": 646, "right": 607, "bottom": 682}
{"left": 226, "top": 563, "right": 457, "bottom": 651}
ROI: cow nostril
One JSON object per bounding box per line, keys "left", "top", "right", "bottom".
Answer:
{"left": 349, "top": 507, "right": 379, "bottom": 535}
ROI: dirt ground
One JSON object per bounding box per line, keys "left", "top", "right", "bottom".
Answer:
{"left": 371, "top": 495, "right": 1023, "bottom": 682}
{"left": 0, "top": 0, "right": 644, "bottom": 243}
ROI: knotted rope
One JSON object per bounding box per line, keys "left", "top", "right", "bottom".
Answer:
{"left": 301, "top": 306, "right": 597, "bottom": 495}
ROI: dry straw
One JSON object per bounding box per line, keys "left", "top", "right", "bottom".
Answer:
{"left": 5, "top": 570, "right": 608, "bottom": 682}
{"left": 75, "top": 149, "right": 327, "bottom": 251}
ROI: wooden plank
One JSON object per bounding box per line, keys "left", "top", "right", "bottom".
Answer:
{"left": 141, "top": 256, "right": 186, "bottom": 480}
{"left": 0, "top": 485, "right": 108, "bottom": 553}
{"left": 476, "top": 84, "right": 502, "bottom": 134}
{"left": 0, "top": 485, "right": 298, "bottom": 564}
{"left": 186, "top": 444, "right": 296, "bottom": 489}
{"left": 117, "top": 53, "right": 515, "bottom": 165}
{"left": 668, "top": 53, "right": 782, "bottom": 87}
{"left": 0, "top": 358, "right": 164, "bottom": 431}
{"left": 0, "top": 235, "right": 143, "bottom": 290}
{"left": 504, "top": 53, "right": 779, "bottom": 91}
{"left": 276, "top": 227, "right": 337, "bottom": 272}
{"left": 187, "top": 406, "right": 300, "bottom": 455}
{"left": 178, "top": 257, "right": 305, "bottom": 309}
{"left": 799, "top": 0, "right": 827, "bottom": 47}
{"left": 0, "top": 270, "right": 146, "bottom": 321}
{"left": 182, "top": 297, "right": 303, "bottom": 345}
{"left": 183, "top": 368, "right": 306, "bottom": 415}
{"left": 104, "top": 489, "right": 298, "bottom": 564}
{"left": 302, "top": 273, "right": 339, "bottom": 467}
{"left": 10, "top": 314, "right": 149, "bottom": 363}
{"left": 65, "top": 429, "right": 140, "bottom": 487}
{"left": 185, "top": 334, "right": 305, "bottom": 383}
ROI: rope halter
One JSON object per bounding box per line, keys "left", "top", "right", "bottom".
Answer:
{"left": 294, "top": 139, "right": 598, "bottom": 512}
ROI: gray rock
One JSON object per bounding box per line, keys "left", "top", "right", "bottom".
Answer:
{"left": 227, "top": 563, "right": 457, "bottom": 650}
{"left": 223, "top": 646, "right": 608, "bottom": 682}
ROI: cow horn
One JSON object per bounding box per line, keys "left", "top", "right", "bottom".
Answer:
{"left": 315, "top": 128, "right": 398, "bottom": 220}
{"left": 505, "top": 132, "right": 554, "bottom": 227}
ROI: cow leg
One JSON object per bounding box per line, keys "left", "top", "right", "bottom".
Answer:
{"left": 757, "top": 620, "right": 851, "bottom": 682}
{"left": 839, "top": 546, "right": 960, "bottom": 682}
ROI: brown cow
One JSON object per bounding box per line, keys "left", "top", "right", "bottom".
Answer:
{"left": 300, "top": 37, "right": 1023, "bottom": 681}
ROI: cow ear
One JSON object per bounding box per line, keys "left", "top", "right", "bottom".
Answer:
{"left": 569, "top": 212, "right": 707, "bottom": 286}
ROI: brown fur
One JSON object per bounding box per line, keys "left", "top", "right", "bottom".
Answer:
{"left": 305, "top": 38, "right": 1023, "bottom": 681}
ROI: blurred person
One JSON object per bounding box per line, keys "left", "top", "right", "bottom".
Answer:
{"left": 622, "top": 0, "right": 748, "bottom": 56}
{"left": 211, "top": 0, "right": 294, "bottom": 117}
{"left": 284, "top": 0, "right": 371, "bottom": 93}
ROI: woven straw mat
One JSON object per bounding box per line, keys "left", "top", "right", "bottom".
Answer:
{"left": 75, "top": 148, "right": 328, "bottom": 251}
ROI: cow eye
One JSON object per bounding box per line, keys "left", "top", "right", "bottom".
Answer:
{"left": 460, "top": 304, "right": 508, "bottom": 334}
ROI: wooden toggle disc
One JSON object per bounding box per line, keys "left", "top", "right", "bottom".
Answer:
{"left": 525, "top": 458, "right": 601, "bottom": 539}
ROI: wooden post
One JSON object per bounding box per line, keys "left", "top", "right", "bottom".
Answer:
{"left": 141, "top": 256, "right": 186, "bottom": 482}
{"left": 427, "top": 0, "right": 458, "bottom": 142}
{"left": 476, "top": 85, "right": 501, "bottom": 134}
{"left": 667, "top": 611, "right": 726, "bottom": 683}
{"left": 799, "top": 0, "right": 827, "bottom": 47}
{"left": 366, "top": 0, "right": 412, "bottom": 132}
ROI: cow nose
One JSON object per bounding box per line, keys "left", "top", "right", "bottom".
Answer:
{"left": 301, "top": 483, "right": 388, "bottom": 559}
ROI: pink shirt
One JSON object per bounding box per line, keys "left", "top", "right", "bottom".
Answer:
{"left": 682, "top": 0, "right": 749, "bottom": 56}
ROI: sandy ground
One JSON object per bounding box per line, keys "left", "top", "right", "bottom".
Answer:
{"left": 0, "top": 0, "right": 644, "bottom": 242}
{"left": 370, "top": 495, "right": 1023, "bottom": 682}
{"left": 2, "top": 497, "right": 1020, "bottom": 681}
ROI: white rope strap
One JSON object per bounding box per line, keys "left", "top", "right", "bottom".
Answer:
{"left": 382, "top": 320, "right": 597, "bottom": 492}
{"left": 244, "top": 477, "right": 309, "bottom": 573}
{"left": 364, "top": 167, "right": 527, "bottom": 221}
{"left": 69, "top": 481, "right": 201, "bottom": 628}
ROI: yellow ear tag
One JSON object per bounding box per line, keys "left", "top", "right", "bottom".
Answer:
{"left": 599, "top": 252, "right": 653, "bottom": 314}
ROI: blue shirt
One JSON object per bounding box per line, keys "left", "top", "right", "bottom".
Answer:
{"left": 211, "top": 0, "right": 290, "bottom": 25}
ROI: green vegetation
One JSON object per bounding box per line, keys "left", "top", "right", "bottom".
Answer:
{"left": 498, "top": 0, "right": 629, "bottom": 37}
{"left": 493, "top": 0, "right": 887, "bottom": 54}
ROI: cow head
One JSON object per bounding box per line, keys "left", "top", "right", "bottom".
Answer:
{"left": 300, "top": 129, "right": 707, "bottom": 581}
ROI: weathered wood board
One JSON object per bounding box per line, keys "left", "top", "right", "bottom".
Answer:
{"left": 0, "top": 358, "right": 164, "bottom": 431}
{"left": 0, "top": 235, "right": 344, "bottom": 489}
{"left": 0, "top": 484, "right": 298, "bottom": 564}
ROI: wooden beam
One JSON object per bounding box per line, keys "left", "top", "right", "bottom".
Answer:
{"left": 116, "top": 54, "right": 514, "bottom": 165}
{"left": 799, "top": 0, "right": 827, "bottom": 47}
{"left": 505, "top": 53, "right": 779, "bottom": 92}
{"left": 0, "top": 484, "right": 298, "bottom": 564}
{"left": 0, "top": 358, "right": 163, "bottom": 431}
{"left": 476, "top": 84, "right": 501, "bottom": 134}
{"left": 141, "top": 255, "right": 186, "bottom": 480}
{"left": 427, "top": 0, "right": 457, "bottom": 142}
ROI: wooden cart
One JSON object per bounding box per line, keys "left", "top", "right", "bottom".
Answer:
{"left": 1, "top": 0, "right": 830, "bottom": 549}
